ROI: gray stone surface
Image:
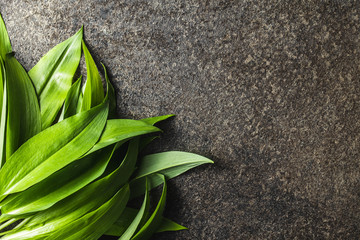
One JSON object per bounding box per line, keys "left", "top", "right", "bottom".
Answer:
{"left": 1, "top": 0, "right": 360, "bottom": 239}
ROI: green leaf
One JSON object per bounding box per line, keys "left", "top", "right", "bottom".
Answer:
{"left": 0, "top": 145, "right": 117, "bottom": 219}
{"left": 141, "top": 114, "right": 175, "bottom": 126}
{"left": 0, "top": 57, "right": 7, "bottom": 167}
{"left": 118, "top": 178, "right": 150, "bottom": 240}
{"left": 28, "top": 28, "right": 83, "bottom": 129}
{"left": 6, "top": 139, "right": 139, "bottom": 237}
{"left": 58, "top": 76, "right": 82, "bottom": 121}
{"left": 45, "top": 185, "right": 130, "bottom": 240}
{"left": 156, "top": 218, "right": 187, "bottom": 233}
{"left": 80, "top": 41, "right": 104, "bottom": 111}
{"left": 5, "top": 54, "right": 41, "bottom": 160}
{"left": 102, "top": 63, "right": 117, "bottom": 118}
{"left": 131, "top": 174, "right": 167, "bottom": 240}
{"left": 0, "top": 13, "right": 12, "bottom": 59}
{"left": 0, "top": 101, "right": 108, "bottom": 198}
{"left": 1, "top": 185, "right": 130, "bottom": 240}
{"left": 138, "top": 114, "right": 174, "bottom": 152}
{"left": 130, "top": 151, "right": 213, "bottom": 198}
{"left": 106, "top": 208, "right": 186, "bottom": 236}
{"left": 88, "top": 119, "right": 160, "bottom": 154}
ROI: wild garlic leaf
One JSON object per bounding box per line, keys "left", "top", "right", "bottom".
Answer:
{"left": 102, "top": 63, "right": 117, "bottom": 118}
{"left": 130, "top": 151, "right": 213, "bottom": 198}
{"left": 44, "top": 185, "right": 130, "bottom": 240}
{"left": 58, "top": 76, "right": 82, "bottom": 121}
{"left": 0, "top": 185, "right": 130, "bottom": 240}
{"left": 88, "top": 119, "right": 160, "bottom": 154}
{"left": 105, "top": 208, "right": 186, "bottom": 236}
{"left": 9, "top": 139, "right": 139, "bottom": 235}
{"left": 138, "top": 114, "right": 175, "bottom": 151}
{"left": 156, "top": 218, "right": 187, "bottom": 233}
{"left": 0, "top": 101, "right": 108, "bottom": 198}
{"left": 141, "top": 114, "right": 175, "bottom": 126}
{"left": 131, "top": 174, "right": 167, "bottom": 240}
{"left": 80, "top": 41, "right": 104, "bottom": 112}
{"left": 0, "top": 145, "right": 117, "bottom": 219}
{"left": 5, "top": 54, "right": 41, "bottom": 160}
{"left": 28, "top": 28, "right": 83, "bottom": 129}
{"left": 0, "top": 57, "right": 7, "bottom": 167}
{"left": 118, "top": 178, "right": 150, "bottom": 240}
{"left": 0, "top": 14, "right": 12, "bottom": 59}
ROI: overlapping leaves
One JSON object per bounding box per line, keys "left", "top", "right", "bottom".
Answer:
{"left": 0, "top": 13, "right": 213, "bottom": 240}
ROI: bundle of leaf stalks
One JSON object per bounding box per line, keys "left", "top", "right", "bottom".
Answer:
{"left": 0, "top": 14, "right": 212, "bottom": 240}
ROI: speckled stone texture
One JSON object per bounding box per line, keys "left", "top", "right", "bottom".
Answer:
{"left": 1, "top": 0, "right": 360, "bottom": 239}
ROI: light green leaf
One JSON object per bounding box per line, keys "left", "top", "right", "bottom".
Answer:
{"left": 45, "top": 185, "right": 130, "bottom": 240}
{"left": 29, "top": 28, "right": 83, "bottom": 129}
{"left": 0, "top": 101, "right": 108, "bottom": 198}
{"left": 131, "top": 174, "right": 167, "bottom": 240}
{"left": 0, "top": 13, "right": 12, "bottom": 59}
{"left": 0, "top": 145, "right": 117, "bottom": 219}
{"left": 58, "top": 76, "right": 82, "bottom": 121}
{"left": 102, "top": 63, "right": 117, "bottom": 118}
{"left": 130, "top": 151, "right": 213, "bottom": 198}
{"left": 6, "top": 139, "right": 139, "bottom": 236}
{"left": 88, "top": 119, "right": 160, "bottom": 154}
{"left": 141, "top": 114, "right": 175, "bottom": 126}
{"left": 1, "top": 185, "right": 130, "bottom": 240}
{"left": 80, "top": 40, "right": 104, "bottom": 111}
{"left": 5, "top": 54, "right": 41, "bottom": 160}
{"left": 0, "top": 57, "right": 7, "bottom": 167}
{"left": 119, "top": 178, "right": 150, "bottom": 240}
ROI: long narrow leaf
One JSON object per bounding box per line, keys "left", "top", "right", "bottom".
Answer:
{"left": 5, "top": 54, "right": 41, "bottom": 160}
{"left": 119, "top": 178, "right": 150, "bottom": 240}
{"left": 80, "top": 40, "right": 104, "bottom": 111}
{"left": 7, "top": 139, "right": 139, "bottom": 235}
{"left": 28, "top": 28, "right": 83, "bottom": 129}
{"left": 102, "top": 64, "right": 117, "bottom": 118}
{"left": 0, "top": 13, "right": 11, "bottom": 59}
{"left": 105, "top": 208, "right": 186, "bottom": 236}
{"left": 0, "top": 57, "right": 7, "bottom": 167}
{"left": 88, "top": 119, "right": 160, "bottom": 154}
{"left": 58, "top": 76, "right": 82, "bottom": 121}
{"left": 45, "top": 185, "right": 130, "bottom": 240}
{"left": 131, "top": 174, "right": 167, "bottom": 240}
{"left": 0, "top": 145, "right": 117, "bottom": 219}
{"left": 1, "top": 185, "right": 130, "bottom": 240}
{"left": 130, "top": 151, "right": 213, "bottom": 198}
{"left": 141, "top": 115, "right": 175, "bottom": 126}
{"left": 0, "top": 101, "right": 108, "bottom": 198}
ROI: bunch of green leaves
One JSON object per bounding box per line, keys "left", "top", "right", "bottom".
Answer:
{"left": 0, "top": 13, "right": 212, "bottom": 240}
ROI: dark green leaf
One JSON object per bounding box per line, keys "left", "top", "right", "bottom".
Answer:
{"left": 118, "top": 178, "right": 150, "bottom": 240}
{"left": 131, "top": 174, "right": 167, "bottom": 240}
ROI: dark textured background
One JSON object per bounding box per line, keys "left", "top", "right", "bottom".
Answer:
{"left": 2, "top": 0, "right": 360, "bottom": 239}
